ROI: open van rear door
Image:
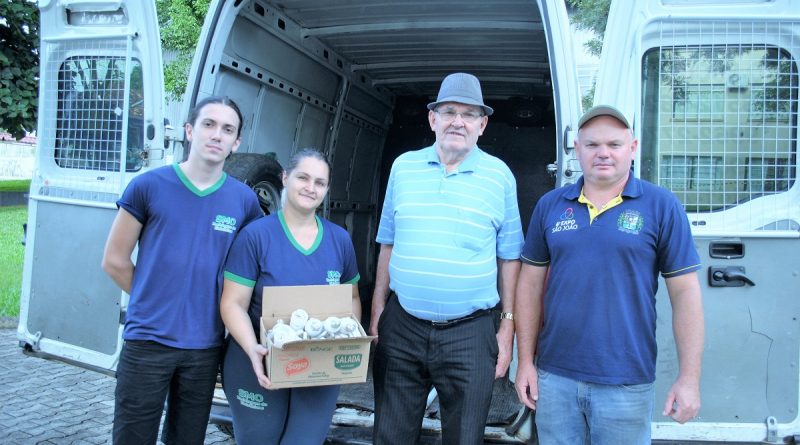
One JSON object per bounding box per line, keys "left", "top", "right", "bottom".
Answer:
{"left": 540, "top": 0, "right": 583, "bottom": 188}
{"left": 595, "top": 0, "right": 800, "bottom": 442}
{"left": 17, "top": 0, "right": 164, "bottom": 374}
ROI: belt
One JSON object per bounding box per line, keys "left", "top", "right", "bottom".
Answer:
{"left": 423, "top": 308, "right": 492, "bottom": 328}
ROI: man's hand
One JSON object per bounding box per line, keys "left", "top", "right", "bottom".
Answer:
{"left": 662, "top": 376, "right": 700, "bottom": 423}
{"left": 495, "top": 321, "right": 514, "bottom": 378}
{"left": 664, "top": 273, "right": 703, "bottom": 423}
{"left": 369, "top": 244, "right": 393, "bottom": 343}
{"left": 368, "top": 301, "right": 384, "bottom": 342}
{"left": 514, "top": 362, "right": 539, "bottom": 410}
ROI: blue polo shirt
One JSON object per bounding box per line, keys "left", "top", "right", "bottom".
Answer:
{"left": 224, "top": 211, "right": 360, "bottom": 329}
{"left": 377, "top": 145, "right": 523, "bottom": 321}
{"left": 119, "top": 164, "right": 262, "bottom": 349}
{"left": 521, "top": 175, "right": 701, "bottom": 384}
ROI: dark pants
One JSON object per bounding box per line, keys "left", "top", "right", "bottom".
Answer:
{"left": 221, "top": 337, "right": 340, "bottom": 445}
{"left": 112, "top": 340, "right": 222, "bottom": 445}
{"left": 373, "top": 296, "right": 498, "bottom": 445}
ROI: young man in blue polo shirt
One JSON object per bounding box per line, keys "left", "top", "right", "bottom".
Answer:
{"left": 514, "top": 105, "right": 704, "bottom": 445}
{"left": 102, "top": 97, "right": 262, "bottom": 444}
{"left": 370, "top": 72, "right": 523, "bottom": 445}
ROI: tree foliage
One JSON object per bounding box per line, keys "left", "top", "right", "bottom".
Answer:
{"left": 0, "top": 0, "right": 38, "bottom": 139}
{"left": 568, "top": 0, "right": 610, "bottom": 109}
{"left": 156, "top": 0, "right": 209, "bottom": 101}
{"left": 567, "top": 0, "right": 611, "bottom": 57}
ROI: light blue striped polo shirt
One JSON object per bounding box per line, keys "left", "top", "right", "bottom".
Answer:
{"left": 376, "top": 145, "right": 523, "bottom": 321}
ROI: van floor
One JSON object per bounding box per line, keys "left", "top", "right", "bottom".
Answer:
{"left": 336, "top": 359, "right": 522, "bottom": 428}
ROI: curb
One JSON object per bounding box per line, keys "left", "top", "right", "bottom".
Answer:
{"left": 0, "top": 191, "right": 28, "bottom": 207}
{"left": 0, "top": 316, "right": 19, "bottom": 329}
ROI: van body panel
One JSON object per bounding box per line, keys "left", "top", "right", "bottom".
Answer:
{"left": 597, "top": 0, "right": 800, "bottom": 441}
{"left": 18, "top": 0, "right": 164, "bottom": 373}
{"left": 25, "top": 201, "right": 120, "bottom": 355}
{"left": 537, "top": 0, "right": 582, "bottom": 187}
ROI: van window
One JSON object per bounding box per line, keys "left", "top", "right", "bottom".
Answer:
{"left": 54, "top": 56, "right": 144, "bottom": 172}
{"left": 640, "top": 44, "right": 797, "bottom": 220}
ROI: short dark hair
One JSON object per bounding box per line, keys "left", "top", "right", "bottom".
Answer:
{"left": 186, "top": 96, "right": 244, "bottom": 138}
{"left": 285, "top": 148, "right": 332, "bottom": 179}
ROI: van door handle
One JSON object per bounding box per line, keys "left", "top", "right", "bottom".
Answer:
{"left": 709, "top": 266, "right": 755, "bottom": 287}
{"left": 709, "top": 240, "right": 744, "bottom": 259}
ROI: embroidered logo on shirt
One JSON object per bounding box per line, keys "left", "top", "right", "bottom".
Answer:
{"left": 212, "top": 214, "right": 237, "bottom": 233}
{"left": 552, "top": 207, "right": 578, "bottom": 233}
{"left": 326, "top": 270, "right": 342, "bottom": 285}
{"left": 618, "top": 210, "right": 644, "bottom": 234}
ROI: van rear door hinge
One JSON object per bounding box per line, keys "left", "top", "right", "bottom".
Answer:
{"left": 20, "top": 330, "right": 43, "bottom": 351}
{"left": 766, "top": 416, "right": 778, "bottom": 442}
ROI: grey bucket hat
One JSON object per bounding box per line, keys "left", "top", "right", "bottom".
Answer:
{"left": 427, "top": 72, "right": 494, "bottom": 116}
{"left": 578, "top": 105, "right": 631, "bottom": 129}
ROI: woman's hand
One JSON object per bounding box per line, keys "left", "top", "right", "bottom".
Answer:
{"left": 248, "top": 342, "right": 272, "bottom": 389}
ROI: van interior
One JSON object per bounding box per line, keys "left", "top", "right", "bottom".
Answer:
{"left": 197, "top": 1, "right": 563, "bottom": 304}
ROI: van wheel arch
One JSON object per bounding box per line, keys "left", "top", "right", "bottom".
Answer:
{"left": 224, "top": 152, "right": 283, "bottom": 215}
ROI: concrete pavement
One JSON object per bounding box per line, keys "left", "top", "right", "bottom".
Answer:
{"left": 1, "top": 323, "right": 515, "bottom": 444}
{"left": 0, "top": 327, "right": 235, "bottom": 445}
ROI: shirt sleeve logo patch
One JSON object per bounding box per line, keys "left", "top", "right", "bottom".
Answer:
{"left": 212, "top": 214, "right": 237, "bottom": 233}
{"left": 326, "top": 270, "right": 342, "bottom": 285}
{"left": 552, "top": 207, "right": 578, "bottom": 233}
{"left": 618, "top": 210, "right": 644, "bottom": 234}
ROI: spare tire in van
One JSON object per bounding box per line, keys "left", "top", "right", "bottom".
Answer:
{"left": 224, "top": 152, "right": 283, "bottom": 215}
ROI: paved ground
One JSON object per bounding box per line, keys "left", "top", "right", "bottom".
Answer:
{"left": 0, "top": 325, "right": 418, "bottom": 445}
{"left": 0, "top": 326, "right": 236, "bottom": 445}
{"left": 0, "top": 325, "right": 504, "bottom": 444}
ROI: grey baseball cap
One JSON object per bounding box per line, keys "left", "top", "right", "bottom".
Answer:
{"left": 427, "top": 72, "right": 494, "bottom": 116}
{"left": 578, "top": 105, "right": 631, "bottom": 129}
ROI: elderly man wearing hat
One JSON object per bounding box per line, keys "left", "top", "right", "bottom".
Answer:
{"left": 514, "top": 105, "right": 705, "bottom": 444}
{"left": 369, "top": 73, "right": 523, "bottom": 444}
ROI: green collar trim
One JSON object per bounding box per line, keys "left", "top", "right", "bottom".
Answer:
{"left": 278, "top": 210, "right": 323, "bottom": 256}
{"left": 172, "top": 163, "right": 227, "bottom": 197}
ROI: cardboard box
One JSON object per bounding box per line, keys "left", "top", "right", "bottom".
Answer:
{"left": 259, "top": 284, "right": 374, "bottom": 389}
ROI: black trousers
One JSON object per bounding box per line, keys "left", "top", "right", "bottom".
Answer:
{"left": 373, "top": 296, "right": 498, "bottom": 445}
{"left": 113, "top": 340, "right": 221, "bottom": 445}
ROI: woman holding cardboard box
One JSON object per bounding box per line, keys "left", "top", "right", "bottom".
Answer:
{"left": 220, "top": 148, "right": 361, "bottom": 445}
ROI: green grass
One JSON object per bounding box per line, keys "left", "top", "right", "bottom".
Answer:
{"left": 0, "top": 205, "right": 27, "bottom": 317}
{"left": 0, "top": 179, "right": 31, "bottom": 192}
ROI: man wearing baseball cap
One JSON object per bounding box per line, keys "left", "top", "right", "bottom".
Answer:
{"left": 370, "top": 73, "right": 523, "bottom": 444}
{"left": 514, "top": 105, "right": 705, "bottom": 444}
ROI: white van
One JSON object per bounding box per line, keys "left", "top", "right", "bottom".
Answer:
{"left": 19, "top": 0, "right": 799, "bottom": 442}
{"left": 597, "top": 1, "right": 799, "bottom": 442}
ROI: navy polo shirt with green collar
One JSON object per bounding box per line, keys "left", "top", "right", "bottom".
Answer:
{"left": 521, "top": 174, "right": 701, "bottom": 385}
{"left": 224, "top": 211, "right": 360, "bottom": 330}
{"left": 118, "top": 164, "right": 262, "bottom": 349}
{"left": 377, "top": 144, "right": 523, "bottom": 322}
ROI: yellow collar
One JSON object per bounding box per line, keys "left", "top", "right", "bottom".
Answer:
{"left": 578, "top": 188, "right": 623, "bottom": 224}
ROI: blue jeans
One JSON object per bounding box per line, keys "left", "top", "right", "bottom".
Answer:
{"left": 535, "top": 368, "right": 655, "bottom": 445}
{"left": 113, "top": 340, "right": 222, "bottom": 445}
